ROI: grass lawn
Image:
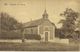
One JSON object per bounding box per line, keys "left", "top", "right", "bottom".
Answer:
{"left": 0, "top": 42, "right": 79, "bottom": 51}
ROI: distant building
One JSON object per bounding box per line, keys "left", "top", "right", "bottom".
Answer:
{"left": 24, "top": 10, "right": 56, "bottom": 42}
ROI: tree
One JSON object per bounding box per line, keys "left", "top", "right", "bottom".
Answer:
{"left": 75, "top": 15, "right": 80, "bottom": 39}
{"left": 59, "top": 8, "right": 79, "bottom": 38}
{"left": 0, "top": 12, "right": 23, "bottom": 39}
{"left": 0, "top": 12, "right": 20, "bottom": 31}
{"left": 76, "top": 16, "right": 80, "bottom": 31}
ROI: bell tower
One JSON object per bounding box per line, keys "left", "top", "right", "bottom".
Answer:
{"left": 42, "top": 0, "right": 48, "bottom": 19}
{"left": 42, "top": 9, "right": 48, "bottom": 19}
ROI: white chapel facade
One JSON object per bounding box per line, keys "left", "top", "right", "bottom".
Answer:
{"left": 24, "top": 10, "right": 56, "bottom": 42}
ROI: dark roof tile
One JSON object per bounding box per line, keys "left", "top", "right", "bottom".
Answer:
{"left": 23, "top": 18, "right": 55, "bottom": 28}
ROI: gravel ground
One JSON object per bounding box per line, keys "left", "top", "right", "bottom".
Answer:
{"left": 0, "top": 42, "right": 79, "bottom": 51}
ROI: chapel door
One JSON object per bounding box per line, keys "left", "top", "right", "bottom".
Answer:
{"left": 45, "top": 32, "right": 48, "bottom": 42}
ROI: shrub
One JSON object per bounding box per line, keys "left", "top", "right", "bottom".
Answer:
{"left": 0, "top": 30, "right": 22, "bottom": 39}
{"left": 25, "top": 34, "right": 41, "bottom": 40}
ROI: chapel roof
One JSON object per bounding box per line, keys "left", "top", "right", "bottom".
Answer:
{"left": 23, "top": 18, "right": 55, "bottom": 28}
{"left": 24, "top": 18, "right": 44, "bottom": 27}
{"left": 23, "top": 10, "right": 55, "bottom": 28}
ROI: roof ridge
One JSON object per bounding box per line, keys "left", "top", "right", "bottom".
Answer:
{"left": 23, "top": 18, "right": 44, "bottom": 27}
{"left": 23, "top": 18, "right": 55, "bottom": 28}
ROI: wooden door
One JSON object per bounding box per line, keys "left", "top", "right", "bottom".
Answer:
{"left": 45, "top": 32, "right": 48, "bottom": 42}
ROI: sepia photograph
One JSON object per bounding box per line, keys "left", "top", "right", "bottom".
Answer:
{"left": 0, "top": 0, "right": 80, "bottom": 51}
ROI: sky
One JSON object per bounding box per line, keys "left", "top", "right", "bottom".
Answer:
{"left": 0, "top": 0, "right": 80, "bottom": 28}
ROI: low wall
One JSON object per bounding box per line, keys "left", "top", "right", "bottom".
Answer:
{"left": 0, "top": 38, "right": 69, "bottom": 44}
{"left": 25, "top": 39, "right": 40, "bottom": 42}
{"left": 49, "top": 38, "right": 69, "bottom": 44}
{"left": 0, "top": 39, "right": 22, "bottom": 43}
{"left": 0, "top": 39, "right": 40, "bottom": 43}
